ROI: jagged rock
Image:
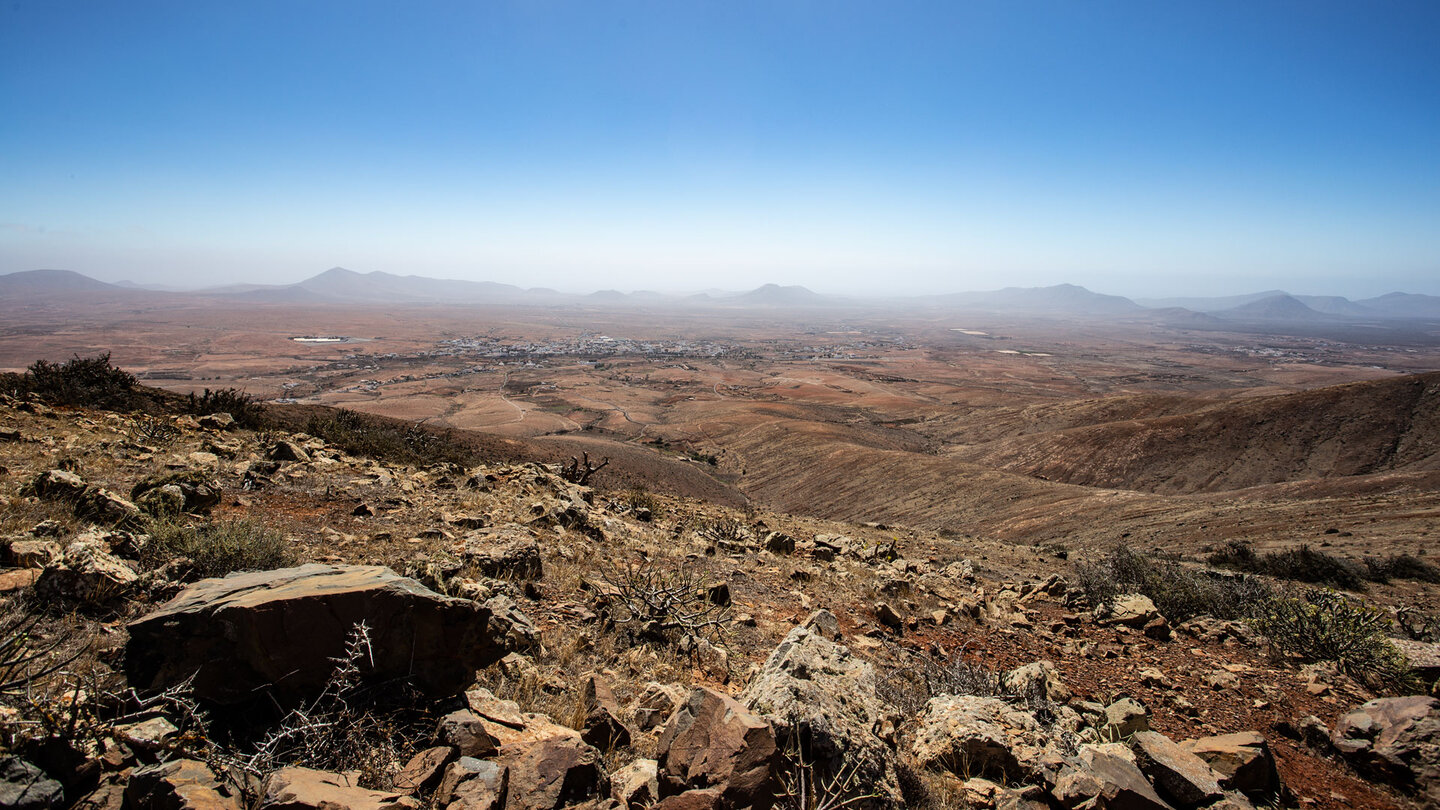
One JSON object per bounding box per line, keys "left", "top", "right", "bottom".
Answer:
{"left": 1334, "top": 696, "right": 1440, "bottom": 800}
{"left": 632, "top": 683, "right": 687, "bottom": 732}
{"left": 465, "top": 688, "right": 528, "bottom": 730}
{"left": 800, "top": 608, "right": 841, "bottom": 641}
{"left": 26, "top": 470, "right": 86, "bottom": 500}
{"left": 610, "top": 759, "right": 658, "bottom": 809}
{"left": 495, "top": 735, "right": 605, "bottom": 810}
{"left": 72, "top": 487, "right": 142, "bottom": 528}
{"left": 911, "top": 694, "right": 1066, "bottom": 786}
{"left": 72, "top": 779, "right": 125, "bottom": 810}
{"left": 1131, "top": 731, "right": 1223, "bottom": 807}
{"left": 874, "top": 602, "right": 904, "bottom": 629}
{"left": 0, "top": 757, "right": 64, "bottom": 810}
{"left": 126, "top": 564, "right": 501, "bottom": 705}
{"left": 394, "top": 746, "right": 456, "bottom": 794}
{"left": 1104, "top": 698, "right": 1151, "bottom": 739}
{"left": 758, "top": 532, "right": 791, "bottom": 554}
{"left": 581, "top": 674, "right": 633, "bottom": 750}
{"left": 1052, "top": 744, "right": 1174, "bottom": 810}
{"left": 1179, "top": 732, "right": 1281, "bottom": 801}
{"left": 438, "top": 710, "right": 500, "bottom": 758}
{"left": 657, "top": 687, "right": 778, "bottom": 808}
{"left": 258, "top": 767, "right": 416, "bottom": 809}
{"left": 266, "top": 440, "right": 311, "bottom": 463}
{"left": 28, "top": 521, "right": 65, "bottom": 538}
{"left": 740, "top": 614, "right": 900, "bottom": 807}
{"left": 1000, "top": 660, "right": 1071, "bottom": 704}
{"left": 463, "top": 529, "right": 543, "bottom": 580}
{"left": 131, "top": 472, "right": 222, "bottom": 515}
{"left": 4, "top": 539, "right": 61, "bottom": 569}
{"left": 1393, "top": 638, "right": 1440, "bottom": 683}
{"left": 1100, "top": 594, "right": 1160, "bottom": 628}
{"left": 33, "top": 544, "right": 137, "bottom": 606}
{"left": 435, "top": 758, "right": 507, "bottom": 809}
{"left": 197, "top": 413, "right": 235, "bottom": 431}
{"left": 124, "top": 758, "right": 243, "bottom": 810}
{"left": 484, "top": 595, "right": 539, "bottom": 654}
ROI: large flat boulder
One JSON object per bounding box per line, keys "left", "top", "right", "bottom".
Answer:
{"left": 125, "top": 564, "right": 502, "bottom": 705}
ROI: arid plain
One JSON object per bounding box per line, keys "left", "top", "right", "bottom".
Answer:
{"left": 5, "top": 290, "right": 1439, "bottom": 606}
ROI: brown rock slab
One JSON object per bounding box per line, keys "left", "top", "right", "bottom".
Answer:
{"left": 652, "top": 789, "right": 722, "bottom": 810}
{"left": 1180, "top": 732, "right": 1282, "bottom": 801}
{"left": 496, "top": 735, "right": 606, "bottom": 810}
{"left": 438, "top": 710, "right": 500, "bottom": 759}
{"left": 435, "top": 758, "right": 507, "bottom": 809}
{"left": 125, "top": 564, "right": 499, "bottom": 706}
{"left": 125, "top": 759, "right": 243, "bottom": 810}
{"left": 258, "top": 766, "right": 416, "bottom": 810}
{"left": 1132, "top": 731, "right": 1223, "bottom": 807}
{"left": 394, "top": 746, "right": 454, "bottom": 794}
{"left": 657, "top": 687, "right": 777, "bottom": 809}
{"left": 580, "top": 674, "right": 633, "bottom": 750}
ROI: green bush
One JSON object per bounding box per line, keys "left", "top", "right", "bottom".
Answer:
{"left": 185, "top": 387, "right": 265, "bottom": 429}
{"left": 144, "top": 519, "right": 294, "bottom": 578}
{"left": 1251, "top": 587, "right": 1416, "bottom": 692}
{"left": 20, "top": 353, "right": 139, "bottom": 409}
{"left": 1074, "top": 544, "right": 1271, "bottom": 623}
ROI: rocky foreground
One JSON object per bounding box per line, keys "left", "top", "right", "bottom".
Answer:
{"left": 2, "top": 392, "right": 1440, "bottom": 809}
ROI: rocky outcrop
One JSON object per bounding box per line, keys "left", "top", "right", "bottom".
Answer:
{"left": 33, "top": 543, "right": 137, "bottom": 606}
{"left": 657, "top": 687, "right": 778, "bottom": 809}
{"left": 125, "top": 564, "right": 503, "bottom": 705}
{"left": 1334, "top": 696, "right": 1440, "bottom": 801}
{"left": 740, "top": 612, "right": 900, "bottom": 807}
{"left": 435, "top": 758, "right": 507, "bottom": 809}
{"left": 131, "top": 472, "right": 222, "bottom": 516}
{"left": 463, "top": 529, "right": 543, "bottom": 581}
{"left": 1052, "top": 744, "right": 1173, "bottom": 810}
{"left": 911, "top": 695, "right": 1070, "bottom": 786}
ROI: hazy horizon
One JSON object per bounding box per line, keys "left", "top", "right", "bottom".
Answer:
{"left": 3, "top": 2, "right": 1438, "bottom": 299}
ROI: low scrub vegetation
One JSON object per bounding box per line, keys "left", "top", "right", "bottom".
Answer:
{"left": 1079, "top": 544, "right": 1417, "bottom": 694}
{"left": 6, "top": 353, "right": 141, "bottom": 410}
{"left": 1252, "top": 587, "right": 1416, "bottom": 692}
{"left": 1207, "top": 541, "right": 1368, "bottom": 590}
{"left": 1208, "top": 540, "right": 1440, "bottom": 590}
{"left": 184, "top": 387, "right": 266, "bottom": 429}
{"left": 1073, "top": 544, "right": 1271, "bottom": 623}
{"left": 143, "top": 518, "right": 294, "bottom": 578}
{"left": 303, "top": 409, "right": 473, "bottom": 468}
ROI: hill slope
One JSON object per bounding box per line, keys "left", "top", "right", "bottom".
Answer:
{"left": 955, "top": 372, "right": 1440, "bottom": 494}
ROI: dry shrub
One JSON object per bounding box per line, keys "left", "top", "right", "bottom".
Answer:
{"left": 143, "top": 518, "right": 294, "bottom": 578}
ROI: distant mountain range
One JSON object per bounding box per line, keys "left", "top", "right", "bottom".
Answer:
{"left": 4, "top": 267, "right": 1440, "bottom": 322}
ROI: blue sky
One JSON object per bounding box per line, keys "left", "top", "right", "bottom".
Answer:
{"left": 2, "top": 1, "right": 1437, "bottom": 297}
